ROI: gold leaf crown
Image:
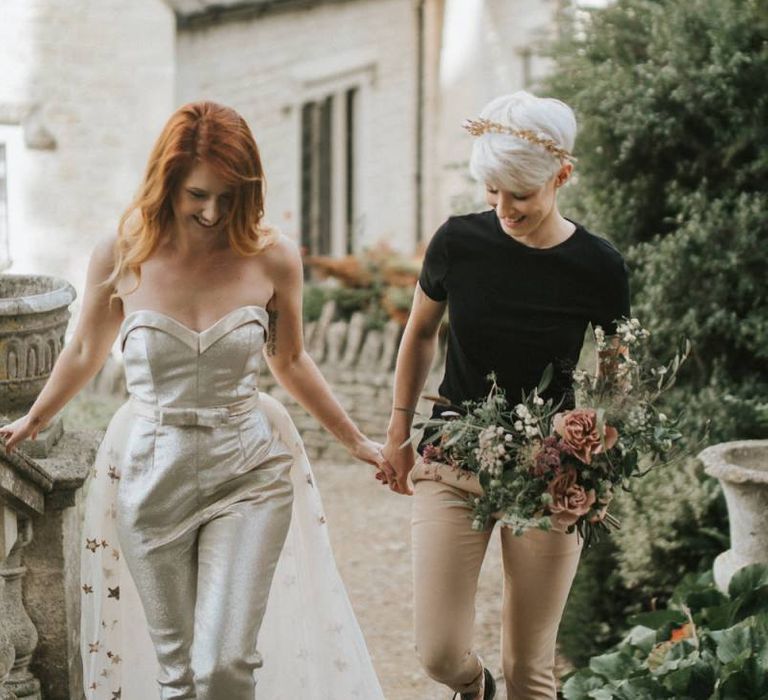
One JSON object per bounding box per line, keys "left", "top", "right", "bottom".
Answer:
{"left": 462, "top": 118, "right": 576, "bottom": 163}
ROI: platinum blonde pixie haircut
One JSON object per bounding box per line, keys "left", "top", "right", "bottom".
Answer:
{"left": 468, "top": 91, "right": 577, "bottom": 193}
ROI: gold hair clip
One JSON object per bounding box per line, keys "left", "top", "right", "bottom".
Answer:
{"left": 462, "top": 118, "right": 576, "bottom": 162}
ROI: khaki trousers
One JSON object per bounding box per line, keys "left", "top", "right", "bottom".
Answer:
{"left": 411, "top": 462, "right": 582, "bottom": 699}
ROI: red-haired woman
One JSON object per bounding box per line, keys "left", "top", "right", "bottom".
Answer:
{"left": 1, "top": 102, "right": 385, "bottom": 700}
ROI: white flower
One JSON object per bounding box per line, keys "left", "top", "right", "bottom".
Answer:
{"left": 515, "top": 404, "right": 529, "bottom": 418}
{"left": 533, "top": 395, "right": 544, "bottom": 406}
{"left": 594, "top": 326, "right": 606, "bottom": 350}
{"left": 525, "top": 425, "right": 539, "bottom": 438}
{"left": 514, "top": 421, "right": 524, "bottom": 432}
{"left": 504, "top": 433, "right": 513, "bottom": 442}
{"left": 658, "top": 413, "right": 667, "bottom": 422}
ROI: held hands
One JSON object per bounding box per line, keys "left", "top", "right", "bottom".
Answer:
{"left": 0, "top": 414, "right": 47, "bottom": 454}
{"left": 346, "top": 435, "right": 407, "bottom": 489}
{"left": 376, "top": 436, "right": 415, "bottom": 495}
{"left": 345, "top": 433, "right": 413, "bottom": 495}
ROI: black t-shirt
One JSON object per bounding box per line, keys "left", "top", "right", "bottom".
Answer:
{"left": 419, "top": 210, "right": 630, "bottom": 439}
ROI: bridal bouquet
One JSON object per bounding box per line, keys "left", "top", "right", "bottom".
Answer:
{"left": 416, "top": 319, "right": 690, "bottom": 542}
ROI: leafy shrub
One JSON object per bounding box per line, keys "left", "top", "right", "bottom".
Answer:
{"left": 562, "top": 564, "right": 768, "bottom": 699}
{"left": 546, "top": 0, "right": 768, "bottom": 442}
{"left": 546, "top": 0, "right": 768, "bottom": 663}
{"left": 610, "top": 459, "right": 728, "bottom": 598}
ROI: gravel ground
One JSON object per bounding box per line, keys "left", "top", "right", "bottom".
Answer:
{"left": 315, "top": 458, "right": 509, "bottom": 700}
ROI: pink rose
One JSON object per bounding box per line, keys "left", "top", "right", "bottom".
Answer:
{"left": 546, "top": 467, "right": 597, "bottom": 528}
{"left": 552, "top": 409, "right": 618, "bottom": 465}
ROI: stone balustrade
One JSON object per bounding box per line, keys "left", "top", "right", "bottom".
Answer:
{"left": 0, "top": 431, "right": 99, "bottom": 700}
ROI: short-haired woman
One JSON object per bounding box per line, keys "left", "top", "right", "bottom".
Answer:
{"left": 381, "top": 91, "right": 630, "bottom": 700}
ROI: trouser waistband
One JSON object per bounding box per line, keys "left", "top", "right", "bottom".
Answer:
{"left": 130, "top": 393, "right": 261, "bottom": 428}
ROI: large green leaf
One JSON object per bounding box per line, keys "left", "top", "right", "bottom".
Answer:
{"left": 730, "top": 585, "right": 768, "bottom": 624}
{"left": 715, "top": 620, "right": 754, "bottom": 665}
{"left": 727, "top": 563, "right": 768, "bottom": 599}
{"left": 622, "top": 625, "right": 657, "bottom": 655}
{"left": 589, "top": 651, "right": 641, "bottom": 680}
{"left": 628, "top": 609, "right": 687, "bottom": 630}
{"left": 613, "top": 677, "right": 671, "bottom": 699}
{"left": 561, "top": 670, "right": 607, "bottom": 700}
{"left": 698, "top": 601, "right": 736, "bottom": 631}
{"left": 719, "top": 656, "right": 768, "bottom": 700}
{"left": 660, "top": 656, "right": 716, "bottom": 698}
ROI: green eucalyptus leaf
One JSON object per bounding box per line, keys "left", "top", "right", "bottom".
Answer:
{"left": 538, "top": 363, "right": 555, "bottom": 394}
{"left": 576, "top": 323, "right": 599, "bottom": 381}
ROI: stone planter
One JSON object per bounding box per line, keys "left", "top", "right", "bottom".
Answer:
{"left": 699, "top": 440, "right": 768, "bottom": 593}
{"left": 0, "top": 275, "right": 76, "bottom": 455}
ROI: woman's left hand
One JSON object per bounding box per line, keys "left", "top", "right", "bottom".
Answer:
{"left": 347, "top": 436, "right": 398, "bottom": 481}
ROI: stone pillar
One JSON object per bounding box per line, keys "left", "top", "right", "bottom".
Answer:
{"left": 0, "top": 506, "right": 19, "bottom": 700}
{"left": 0, "top": 432, "right": 97, "bottom": 700}
{"left": 0, "top": 449, "right": 51, "bottom": 700}
{"left": 25, "top": 431, "right": 98, "bottom": 700}
{"left": 0, "top": 518, "right": 39, "bottom": 700}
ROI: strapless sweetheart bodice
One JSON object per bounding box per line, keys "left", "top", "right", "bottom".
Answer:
{"left": 120, "top": 306, "right": 268, "bottom": 408}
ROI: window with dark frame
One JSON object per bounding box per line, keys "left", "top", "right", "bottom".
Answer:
{"left": 345, "top": 87, "right": 357, "bottom": 255}
{"left": 300, "top": 88, "right": 358, "bottom": 260}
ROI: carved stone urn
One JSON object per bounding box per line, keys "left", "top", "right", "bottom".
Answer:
{"left": 699, "top": 440, "right": 768, "bottom": 593}
{"left": 0, "top": 274, "right": 76, "bottom": 456}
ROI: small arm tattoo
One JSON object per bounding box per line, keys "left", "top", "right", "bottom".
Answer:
{"left": 266, "top": 309, "right": 278, "bottom": 356}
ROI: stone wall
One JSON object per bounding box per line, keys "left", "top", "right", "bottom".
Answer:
{"left": 0, "top": 0, "right": 176, "bottom": 294}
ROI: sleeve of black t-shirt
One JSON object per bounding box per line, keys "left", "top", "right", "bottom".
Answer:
{"left": 594, "top": 254, "right": 631, "bottom": 335}
{"left": 418, "top": 220, "right": 450, "bottom": 302}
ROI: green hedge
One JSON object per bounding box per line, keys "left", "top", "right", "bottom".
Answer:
{"left": 546, "top": 0, "right": 768, "bottom": 664}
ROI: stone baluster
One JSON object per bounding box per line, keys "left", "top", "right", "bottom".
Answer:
{"left": 0, "top": 518, "right": 39, "bottom": 700}
{"left": 0, "top": 446, "right": 51, "bottom": 700}
{"left": 0, "top": 506, "right": 18, "bottom": 700}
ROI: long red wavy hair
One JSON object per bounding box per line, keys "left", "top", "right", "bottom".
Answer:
{"left": 109, "top": 101, "right": 273, "bottom": 291}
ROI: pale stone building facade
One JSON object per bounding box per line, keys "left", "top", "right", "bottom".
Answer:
{"left": 0, "top": 0, "right": 176, "bottom": 292}
{"left": 1, "top": 0, "right": 572, "bottom": 297}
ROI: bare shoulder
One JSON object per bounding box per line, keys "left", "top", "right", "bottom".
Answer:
{"left": 88, "top": 235, "right": 119, "bottom": 280}
{"left": 259, "top": 233, "right": 302, "bottom": 279}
